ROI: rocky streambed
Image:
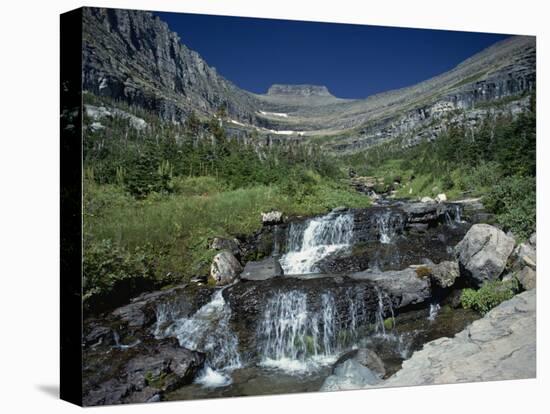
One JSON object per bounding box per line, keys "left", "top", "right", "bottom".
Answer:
{"left": 82, "top": 199, "right": 536, "bottom": 405}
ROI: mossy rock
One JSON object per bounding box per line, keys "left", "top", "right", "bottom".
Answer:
{"left": 415, "top": 266, "right": 432, "bottom": 279}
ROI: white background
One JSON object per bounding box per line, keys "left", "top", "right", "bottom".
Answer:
{"left": 0, "top": 0, "right": 547, "bottom": 412}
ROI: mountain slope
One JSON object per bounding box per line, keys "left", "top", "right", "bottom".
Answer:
{"left": 83, "top": 7, "right": 258, "bottom": 123}
{"left": 82, "top": 7, "right": 536, "bottom": 152}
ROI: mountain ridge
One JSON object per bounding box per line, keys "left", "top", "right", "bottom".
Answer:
{"left": 82, "top": 7, "right": 536, "bottom": 152}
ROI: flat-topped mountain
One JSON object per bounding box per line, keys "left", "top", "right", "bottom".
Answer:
{"left": 82, "top": 7, "right": 536, "bottom": 152}
{"left": 267, "top": 84, "right": 334, "bottom": 97}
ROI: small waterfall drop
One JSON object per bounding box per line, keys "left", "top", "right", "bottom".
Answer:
{"left": 374, "top": 288, "right": 395, "bottom": 337}
{"left": 374, "top": 210, "right": 404, "bottom": 244}
{"left": 280, "top": 211, "right": 354, "bottom": 274}
{"left": 257, "top": 289, "right": 370, "bottom": 373}
{"left": 428, "top": 303, "right": 441, "bottom": 321}
{"left": 154, "top": 289, "right": 241, "bottom": 387}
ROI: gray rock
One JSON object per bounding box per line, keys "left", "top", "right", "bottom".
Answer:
{"left": 364, "top": 290, "right": 536, "bottom": 388}
{"left": 455, "top": 224, "right": 515, "bottom": 285}
{"left": 517, "top": 266, "right": 536, "bottom": 290}
{"left": 513, "top": 242, "right": 536, "bottom": 270}
{"left": 332, "top": 348, "right": 386, "bottom": 377}
{"left": 321, "top": 359, "right": 382, "bottom": 392}
{"left": 210, "top": 237, "right": 241, "bottom": 257}
{"left": 421, "top": 196, "right": 435, "bottom": 203}
{"left": 431, "top": 261, "right": 460, "bottom": 288}
{"left": 261, "top": 211, "right": 283, "bottom": 225}
{"left": 83, "top": 338, "right": 205, "bottom": 406}
{"left": 240, "top": 257, "right": 283, "bottom": 281}
{"left": 529, "top": 232, "right": 536, "bottom": 246}
{"left": 350, "top": 267, "right": 431, "bottom": 308}
{"left": 209, "top": 251, "right": 243, "bottom": 286}
{"left": 402, "top": 202, "right": 445, "bottom": 224}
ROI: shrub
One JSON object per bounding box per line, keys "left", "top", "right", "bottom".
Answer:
{"left": 460, "top": 279, "right": 519, "bottom": 315}
{"left": 83, "top": 239, "right": 158, "bottom": 313}
{"left": 484, "top": 175, "right": 536, "bottom": 239}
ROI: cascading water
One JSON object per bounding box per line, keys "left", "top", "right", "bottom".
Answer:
{"left": 444, "top": 204, "right": 465, "bottom": 227}
{"left": 154, "top": 289, "right": 241, "bottom": 387}
{"left": 280, "top": 211, "right": 354, "bottom": 274}
{"left": 374, "top": 210, "right": 404, "bottom": 244}
{"left": 257, "top": 289, "right": 370, "bottom": 373}
{"left": 428, "top": 303, "right": 441, "bottom": 321}
{"left": 374, "top": 287, "right": 395, "bottom": 337}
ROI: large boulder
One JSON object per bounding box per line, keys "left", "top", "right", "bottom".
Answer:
{"left": 455, "top": 224, "right": 515, "bottom": 286}
{"left": 240, "top": 257, "right": 283, "bottom": 281}
{"left": 209, "top": 251, "right": 243, "bottom": 286}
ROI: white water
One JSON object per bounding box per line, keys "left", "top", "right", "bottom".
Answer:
{"left": 257, "top": 289, "right": 374, "bottom": 374}
{"left": 374, "top": 287, "right": 395, "bottom": 337}
{"left": 280, "top": 211, "right": 354, "bottom": 274}
{"left": 154, "top": 289, "right": 241, "bottom": 387}
{"left": 374, "top": 210, "right": 404, "bottom": 244}
{"left": 428, "top": 303, "right": 441, "bottom": 321}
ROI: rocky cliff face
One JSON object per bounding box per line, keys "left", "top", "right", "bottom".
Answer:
{"left": 82, "top": 7, "right": 258, "bottom": 123}
{"left": 267, "top": 84, "right": 334, "bottom": 97}
{"left": 82, "top": 7, "right": 536, "bottom": 152}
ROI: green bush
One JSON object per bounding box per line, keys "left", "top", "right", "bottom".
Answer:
{"left": 484, "top": 175, "right": 536, "bottom": 239}
{"left": 83, "top": 239, "right": 158, "bottom": 312}
{"left": 461, "top": 279, "right": 519, "bottom": 315}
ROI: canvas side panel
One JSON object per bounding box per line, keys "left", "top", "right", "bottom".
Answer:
{"left": 60, "top": 7, "right": 83, "bottom": 407}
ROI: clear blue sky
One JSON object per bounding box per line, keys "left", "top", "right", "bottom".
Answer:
{"left": 155, "top": 11, "right": 510, "bottom": 99}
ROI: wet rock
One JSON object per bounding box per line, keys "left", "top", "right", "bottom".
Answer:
{"left": 365, "top": 290, "right": 536, "bottom": 388}
{"left": 455, "top": 224, "right": 515, "bottom": 286}
{"left": 431, "top": 261, "right": 460, "bottom": 288}
{"left": 261, "top": 211, "right": 283, "bottom": 225}
{"left": 83, "top": 338, "right": 205, "bottom": 405}
{"left": 210, "top": 251, "right": 243, "bottom": 286}
{"left": 402, "top": 202, "right": 445, "bottom": 225}
{"left": 210, "top": 237, "right": 242, "bottom": 258}
{"left": 240, "top": 257, "right": 283, "bottom": 281}
{"left": 333, "top": 348, "right": 386, "bottom": 377}
{"left": 321, "top": 359, "right": 382, "bottom": 391}
{"left": 350, "top": 267, "right": 431, "bottom": 308}
{"left": 516, "top": 266, "right": 536, "bottom": 290}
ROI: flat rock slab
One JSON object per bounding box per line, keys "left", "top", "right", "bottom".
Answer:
{"left": 240, "top": 257, "right": 283, "bottom": 281}
{"left": 347, "top": 290, "right": 535, "bottom": 391}
{"left": 350, "top": 267, "right": 431, "bottom": 308}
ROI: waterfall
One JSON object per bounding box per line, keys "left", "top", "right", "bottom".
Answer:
{"left": 154, "top": 289, "right": 241, "bottom": 387}
{"left": 445, "top": 204, "right": 465, "bottom": 226}
{"left": 428, "top": 303, "right": 441, "bottom": 321}
{"left": 257, "top": 289, "right": 369, "bottom": 373}
{"left": 373, "top": 210, "right": 404, "bottom": 244}
{"left": 280, "top": 211, "right": 354, "bottom": 274}
{"left": 374, "top": 287, "right": 395, "bottom": 337}
{"left": 452, "top": 204, "right": 464, "bottom": 223}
